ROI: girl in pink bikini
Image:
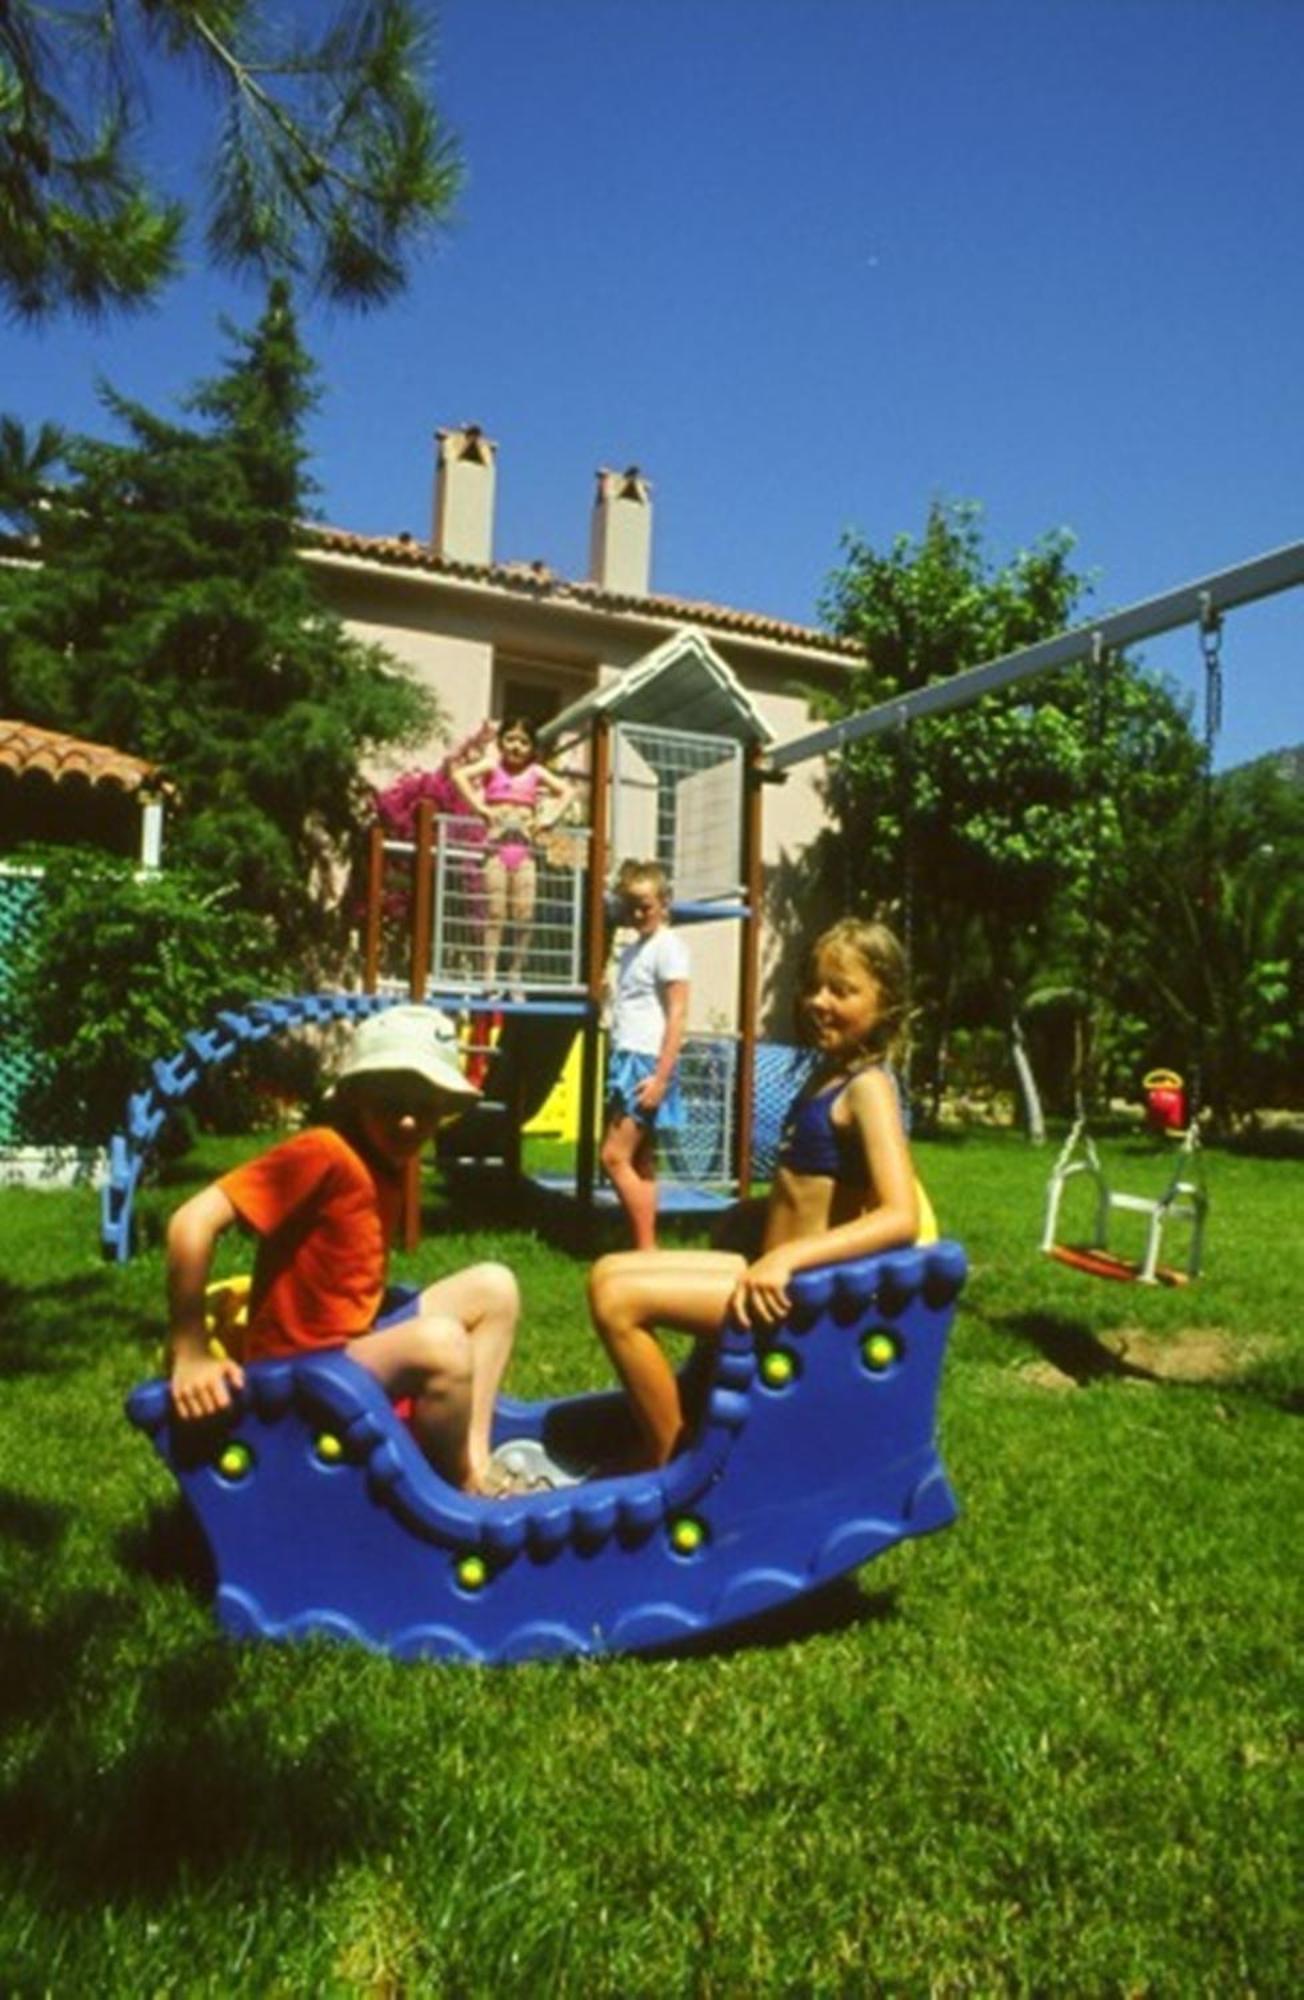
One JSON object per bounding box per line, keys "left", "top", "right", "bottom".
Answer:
{"left": 454, "top": 717, "right": 574, "bottom": 996}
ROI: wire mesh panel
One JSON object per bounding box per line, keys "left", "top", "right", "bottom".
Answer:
{"left": 661, "top": 1032, "right": 737, "bottom": 1187}
{"left": 430, "top": 814, "right": 487, "bottom": 987}
{"left": 0, "top": 866, "right": 45, "bottom": 1143}
{"left": 751, "top": 1041, "right": 818, "bottom": 1180}
{"left": 431, "top": 816, "right": 589, "bottom": 994}
{"left": 611, "top": 725, "right": 742, "bottom": 903}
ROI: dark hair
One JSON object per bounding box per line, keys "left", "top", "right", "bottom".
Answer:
{"left": 801, "top": 918, "right": 910, "bottom": 1063}
{"left": 497, "top": 716, "right": 540, "bottom": 754}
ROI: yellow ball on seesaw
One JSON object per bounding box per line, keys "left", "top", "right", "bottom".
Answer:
{"left": 457, "top": 1555, "right": 489, "bottom": 1591}
{"left": 864, "top": 1333, "right": 898, "bottom": 1371}
{"left": 217, "top": 1441, "right": 252, "bottom": 1480}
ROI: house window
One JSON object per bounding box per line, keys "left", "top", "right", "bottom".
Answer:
{"left": 492, "top": 655, "right": 591, "bottom": 732}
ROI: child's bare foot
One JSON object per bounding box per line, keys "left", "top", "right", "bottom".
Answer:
{"left": 480, "top": 1439, "right": 586, "bottom": 1493}
{"left": 468, "top": 1462, "right": 533, "bottom": 1499}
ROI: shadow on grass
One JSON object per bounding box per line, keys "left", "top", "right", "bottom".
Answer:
{"left": 999, "top": 1310, "right": 1161, "bottom": 1386}
{"left": 0, "top": 1591, "right": 134, "bottom": 1729}
{"left": 0, "top": 1654, "right": 382, "bottom": 1899}
{"left": 997, "top": 1309, "right": 1304, "bottom": 1414}
{"left": 0, "top": 1483, "right": 70, "bottom": 1554}
{"left": 118, "top": 1498, "right": 217, "bottom": 1603}
{"left": 0, "top": 1272, "right": 153, "bottom": 1379}
{"left": 1227, "top": 1357, "right": 1304, "bottom": 1417}
{"left": 655, "top": 1574, "right": 900, "bottom": 1664}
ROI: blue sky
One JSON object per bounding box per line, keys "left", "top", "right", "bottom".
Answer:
{"left": 3, "top": 0, "right": 1300, "bottom": 770}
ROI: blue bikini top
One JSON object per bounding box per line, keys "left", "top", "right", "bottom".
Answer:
{"left": 777, "top": 1069, "right": 883, "bottom": 1182}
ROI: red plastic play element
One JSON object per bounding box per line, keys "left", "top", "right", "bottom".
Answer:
{"left": 1142, "top": 1068, "right": 1187, "bottom": 1135}
{"left": 1047, "top": 1243, "right": 1190, "bottom": 1289}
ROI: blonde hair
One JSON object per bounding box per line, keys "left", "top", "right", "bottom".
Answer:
{"left": 802, "top": 917, "right": 910, "bottom": 1064}
{"left": 616, "top": 857, "right": 670, "bottom": 904}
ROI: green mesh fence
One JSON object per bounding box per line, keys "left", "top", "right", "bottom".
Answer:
{"left": 0, "top": 867, "right": 45, "bottom": 1143}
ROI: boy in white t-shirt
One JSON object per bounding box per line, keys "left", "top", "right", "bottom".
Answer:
{"left": 600, "top": 859, "right": 691, "bottom": 1249}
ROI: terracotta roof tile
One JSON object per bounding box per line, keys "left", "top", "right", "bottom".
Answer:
{"left": 303, "top": 525, "right": 865, "bottom": 659}
{"left": 0, "top": 720, "right": 167, "bottom": 795}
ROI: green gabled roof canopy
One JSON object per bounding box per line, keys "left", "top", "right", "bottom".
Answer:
{"left": 542, "top": 629, "right": 775, "bottom": 749}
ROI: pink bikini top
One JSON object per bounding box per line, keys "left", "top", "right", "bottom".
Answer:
{"left": 484, "top": 762, "right": 544, "bottom": 808}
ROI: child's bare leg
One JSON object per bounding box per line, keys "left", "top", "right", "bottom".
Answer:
{"left": 482, "top": 853, "right": 508, "bottom": 987}
{"left": 506, "top": 855, "right": 537, "bottom": 988}
{"left": 347, "top": 1316, "right": 475, "bottom": 1488}
{"left": 600, "top": 1114, "right": 659, "bottom": 1251}
{"left": 587, "top": 1249, "right": 743, "bottom": 1466}
{"left": 415, "top": 1260, "right": 520, "bottom": 1485}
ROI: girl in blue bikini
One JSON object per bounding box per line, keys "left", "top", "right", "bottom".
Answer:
{"left": 588, "top": 917, "right": 937, "bottom": 1466}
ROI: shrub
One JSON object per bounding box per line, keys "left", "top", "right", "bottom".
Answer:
{"left": 2, "top": 847, "right": 277, "bottom": 1144}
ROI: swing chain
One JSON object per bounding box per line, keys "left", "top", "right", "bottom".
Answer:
{"left": 1077, "top": 633, "right": 1111, "bottom": 1111}
{"left": 1199, "top": 595, "right": 1224, "bottom": 752}
{"left": 1189, "top": 596, "right": 1226, "bottom": 1134}
{"left": 899, "top": 712, "right": 916, "bottom": 1106}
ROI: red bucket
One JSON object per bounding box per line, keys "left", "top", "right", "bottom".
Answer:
{"left": 1143, "top": 1068, "right": 1186, "bottom": 1134}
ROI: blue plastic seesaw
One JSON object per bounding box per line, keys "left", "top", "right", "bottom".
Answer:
{"left": 125, "top": 1241, "right": 965, "bottom": 1664}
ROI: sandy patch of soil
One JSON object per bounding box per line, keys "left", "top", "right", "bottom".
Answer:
{"left": 1019, "top": 1327, "right": 1275, "bottom": 1391}
{"left": 1019, "top": 1360, "right": 1080, "bottom": 1392}
{"left": 1100, "top": 1327, "right": 1265, "bottom": 1381}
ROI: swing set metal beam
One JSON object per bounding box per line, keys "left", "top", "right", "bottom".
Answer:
{"left": 769, "top": 539, "right": 1304, "bottom": 772}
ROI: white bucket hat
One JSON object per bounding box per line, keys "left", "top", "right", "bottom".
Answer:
{"left": 334, "top": 1005, "right": 480, "bottom": 1101}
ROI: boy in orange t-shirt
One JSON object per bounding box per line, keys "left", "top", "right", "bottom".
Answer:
{"left": 166, "top": 1006, "right": 520, "bottom": 1496}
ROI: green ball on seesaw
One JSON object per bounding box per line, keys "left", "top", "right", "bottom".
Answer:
{"left": 864, "top": 1333, "right": 898, "bottom": 1371}
{"left": 217, "top": 1441, "right": 252, "bottom": 1480}
{"left": 761, "top": 1349, "right": 797, "bottom": 1388}
{"left": 670, "top": 1517, "right": 706, "bottom": 1556}
{"left": 315, "top": 1432, "right": 344, "bottom": 1464}
{"left": 457, "top": 1554, "right": 489, "bottom": 1591}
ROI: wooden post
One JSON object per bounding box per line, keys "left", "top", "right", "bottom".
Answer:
{"left": 576, "top": 716, "right": 612, "bottom": 1209}
{"left": 410, "top": 800, "right": 434, "bottom": 1004}
{"left": 363, "top": 822, "right": 385, "bottom": 993}
{"left": 138, "top": 793, "right": 164, "bottom": 871}
{"left": 734, "top": 744, "right": 765, "bottom": 1201}
{"left": 401, "top": 799, "right": 436, "bottom": 1250}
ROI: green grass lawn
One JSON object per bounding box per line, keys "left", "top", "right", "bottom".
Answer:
{"left": 1, "top": 1128, "right": 1300, "bottom": 1994}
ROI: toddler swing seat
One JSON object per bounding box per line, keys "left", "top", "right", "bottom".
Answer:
{"left": 126, "top": 1242, "right": 966, "bottom": 1664}
{"left": 1041, "top": 1114, "right": 1206, "bottom": 1287}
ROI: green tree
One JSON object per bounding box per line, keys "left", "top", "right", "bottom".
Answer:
{"left": 815, "top": 501, "right": 1202, "bottom": 1128}
{"left": 0, "top": 413, "right": 67, "bottom": 528}
{"left": 0, "top": 281, "right": 440, "bottom": 964}
{"left": 0, "top": 0, "right": 461, "bottom": 320}
{"left": 1133, "top": 754, "right": 1304, "bottom": 1125}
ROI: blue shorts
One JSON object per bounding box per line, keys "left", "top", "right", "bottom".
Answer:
{"left": 605, "top": 1049, "right": 685, "bottom": 1133}
{"left": 375, "top": 1284, "right": 421, "bottom": 1330}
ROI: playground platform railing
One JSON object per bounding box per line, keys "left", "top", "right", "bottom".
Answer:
{"left": 381, "top": 816, "right": 591, "bottom": 994}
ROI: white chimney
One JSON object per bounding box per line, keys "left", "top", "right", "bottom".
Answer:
{"left": 589, "top": 466, "right": 652, "bottom": 595}
{"left": 432, "top": 425, "right": 497, "bottom": 564}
